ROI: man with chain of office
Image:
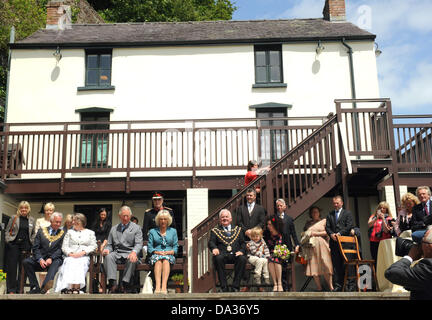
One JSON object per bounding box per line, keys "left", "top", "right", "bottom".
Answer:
{"left": 208, "top": 209, "right": 247, "bottom": 292}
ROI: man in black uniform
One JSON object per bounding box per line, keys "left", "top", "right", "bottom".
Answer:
{"left": 142, "top": 192, "right": 176, "bottom": 241}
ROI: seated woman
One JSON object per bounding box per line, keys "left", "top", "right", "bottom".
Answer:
{"left": 147, "top": 209, "right": 178, "bottom": 294}
{"left": 264, "top": 216, "right": 290, "bottom": 292}
{"left": 395, "top": 193, "right": 420, "bottom": 236}
{"left": 302, "top": 206, "right": 334, "bottom": 292}
{"left": 55, "top": 213, "right": 97, "bottom": 294}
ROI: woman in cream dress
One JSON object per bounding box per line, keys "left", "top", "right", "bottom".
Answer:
{"left": 55, "top": 213, "right": 97, "bottom": 293}
{"left": 302, "top": 206, "right": 334, "bottom": 292}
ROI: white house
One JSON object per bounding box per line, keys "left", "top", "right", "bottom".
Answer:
{"left": 1, "top": 0, "right": 428, "bottom": 292}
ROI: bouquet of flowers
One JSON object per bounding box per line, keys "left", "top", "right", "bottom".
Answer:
{"left": 273, "top": 244, "right": 290, "bottom": 261}
{"left": 0, "top": 269, "right": 6, "bottom": 281}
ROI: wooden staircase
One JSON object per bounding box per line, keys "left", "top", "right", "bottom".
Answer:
{"left": 191, "top": 113, "right": 344, "bottom": 293}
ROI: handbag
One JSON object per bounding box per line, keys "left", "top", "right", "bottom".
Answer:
{"left": 141, "top": 271, "right": 153, "bottom": 294}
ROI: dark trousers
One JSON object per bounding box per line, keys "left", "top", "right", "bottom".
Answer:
{"left": 22, "top": 257, "right": 63, "bottom": 290}
{"left": 329, "top": 240, "right": 344, "bottom": 289}
{"left": 5, "top": 241, "right": 30, "bottom": 293}
{"left": 370, "top": 241, "right": 380, "bottom": 267}
{"left": 213, "top": 253, "right": 247, "bottom": 290}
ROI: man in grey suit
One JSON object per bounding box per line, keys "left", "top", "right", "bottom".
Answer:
{"left": 103, "top": 206, "right": 143, "bottom": 293}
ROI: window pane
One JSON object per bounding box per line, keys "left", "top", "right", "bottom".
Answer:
{"left": 256, "top": 66, "right": 268, "bottom": 83}
{"left": 270, "top": 66, "right": 281, "bottom": 82}
{"left": 255, "top": 51, "right": 266, "bottom": 66}
{"left": 87, "top": 55, "right": 98, "bottom": 68}
{"left": 100, "top": 54, "right": 111, "bottom": 69}
{"left": 86, "top": 70, "right": 98, "bottom": 86}
{"left": 269, "top": 51, "right": 280, "bottom": 66}
{"left": 99, "top": 69, "right": 111, "bottom": 86}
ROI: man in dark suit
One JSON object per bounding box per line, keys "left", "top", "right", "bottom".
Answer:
{"left": 325, "top": 195, "right": 354, "bottom": 291}
{"left": 275, "top": 199, "right": 300, "bottom": 254}
{"left": 385, "top": 227, "right": 432, "bottom": 300}
{"left": 411, "top": 186, "right": 432, "bottom": 243}
{"left": 236, "top": 188, "right": 266, "bottom": 239}
{"left": 209, "top": 209, "right": 247, "bottom": 292}
{"left": 275, "top": 198, "right": 300, "bottom": 291}
{"left": 23, "top": 212, "right": 65, "bottom": 294}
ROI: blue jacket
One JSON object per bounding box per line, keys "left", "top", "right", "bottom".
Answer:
{"left": 147, "top": 227, "right": 178, "bottom": 255}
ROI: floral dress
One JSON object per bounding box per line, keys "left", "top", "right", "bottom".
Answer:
{"left": 266, "top": 234, "right": 284, "bottom": 264}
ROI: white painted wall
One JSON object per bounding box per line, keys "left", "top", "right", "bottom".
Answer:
{"left": 7, "top": 41, "right": 379, "bottom": 123}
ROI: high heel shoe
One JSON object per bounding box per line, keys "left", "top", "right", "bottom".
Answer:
{"left": 272, "top": 285, "right": 278, "bottom": 292}
{"left": 277, "top": 285, "right": 283, "bottom": 292}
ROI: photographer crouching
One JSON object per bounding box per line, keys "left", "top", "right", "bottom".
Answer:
{"left": 385, "top": 226, "right": 432, "bottom": 300}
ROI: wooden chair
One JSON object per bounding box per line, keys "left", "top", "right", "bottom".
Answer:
{"left": 336, "top": 235, "right": 379, "bottom": 292}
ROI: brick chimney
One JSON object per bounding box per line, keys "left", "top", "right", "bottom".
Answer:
{"left": 323, "top": 0, "right": 346, "bottom": 21}
{"left": 46, "top": 0, "right": 71, "bottom": 29}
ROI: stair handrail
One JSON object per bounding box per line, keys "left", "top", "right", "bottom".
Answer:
{"left": 191, "top": 114, "right": 338, "bottom": 235}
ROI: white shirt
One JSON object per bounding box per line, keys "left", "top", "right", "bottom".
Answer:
{"left": 247, "top": 202, "right": 255, "bottom": 214}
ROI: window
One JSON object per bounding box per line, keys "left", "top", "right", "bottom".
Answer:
{"left": 254, "top": 44, "right": 285, "bottom": 87}
{"left": 84, "top": 50, "right": 112, "bottom": 88}
{"left": 256, "top": 108, "right": 288, "bottom": 163}
{"left": 80, "top": 112, "right": 110, "bottom": 167}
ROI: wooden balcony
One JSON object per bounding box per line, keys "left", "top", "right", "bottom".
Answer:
{"left": 0, "top": 116, "right": 327, "bottom": 194}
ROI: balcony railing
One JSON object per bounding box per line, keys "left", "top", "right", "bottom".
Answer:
{"left": 0, "top": 117, "right": 328, "bottom": 181}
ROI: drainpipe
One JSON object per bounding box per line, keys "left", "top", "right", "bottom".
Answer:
{"left": 341, "top": 37, "right": 360, "bottom": 151}
{"left": 3, "top": 26, "right": 15, "bottom": 127}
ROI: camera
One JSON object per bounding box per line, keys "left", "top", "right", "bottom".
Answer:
{"left": 395, "top": 237, "right": 415, "bottom": 257}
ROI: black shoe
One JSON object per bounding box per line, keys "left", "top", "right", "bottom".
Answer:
{"left": 28, "top": 287, "right": 41, "bottom": 294}
{"left": 109, "top": 284, "right": 118, "bottom": 294}
{"left": 231, "top": 287, "right": 240, "bottom": 292}
{"left": 221, "top": 287, "right": 229, "bottom": 292}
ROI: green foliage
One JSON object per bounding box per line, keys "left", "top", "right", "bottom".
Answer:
{"left": 93, "top": 0, "right": 236, "bottom": 23}
{"left": 0, "top": 0, "right": 46, "bottom": 122}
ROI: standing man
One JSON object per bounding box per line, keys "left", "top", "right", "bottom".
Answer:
{"left": 325, "top": 195, "right": 354, "bottom": 291}
{"left": 275, "top": 198, "right": 300, "bottom": 291}
{"left": 142, "top": 192, "right": 176, "bottom": 241}
{"left": 209, "top": 209, "right": 247, "bottom": 292}
{"left": 23, "top": 212, "right": 65, "bottom": 294}
{"left": 103, "top": 206, "right": 143, "bottom": 293}
{"left": 275, "top": 199, "right": 300, "bottom": 254}
{"left": 236, "top": 188, "right": 266, "bottom": 239}
{"left": 411, "top": 186, "right": 432, "bottom": 243}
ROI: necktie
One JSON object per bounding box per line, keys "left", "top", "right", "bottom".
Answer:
{"left": 425, "top": 203, "right": 429, "bottom": 216}
{"left": 224, "top": 226, "right": 231, "bottom": 236}
{"left": 248, "top": 203, "right": 253, "bottom": 216}
{"left": 335, "top": 210, "right": 339, "bottom": 221}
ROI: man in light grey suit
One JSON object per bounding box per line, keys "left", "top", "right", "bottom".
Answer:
{"left": 103, "top": 206, "right": 143, "bottom": 293}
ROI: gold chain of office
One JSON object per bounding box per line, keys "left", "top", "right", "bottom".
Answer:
{"left": 42, "top": 227, "right": 64, "bottom": 245}
{"left": 211, "top": 226, "right": 241, "bottom": 252}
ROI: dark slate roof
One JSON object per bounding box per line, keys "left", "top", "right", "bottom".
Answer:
{"left": 12, "top": 19, "right": 375, "bottom": 48}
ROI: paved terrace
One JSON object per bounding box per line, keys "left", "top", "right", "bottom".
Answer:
{"left": 0, "top": 292, "right": 409, "bottom": 300}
